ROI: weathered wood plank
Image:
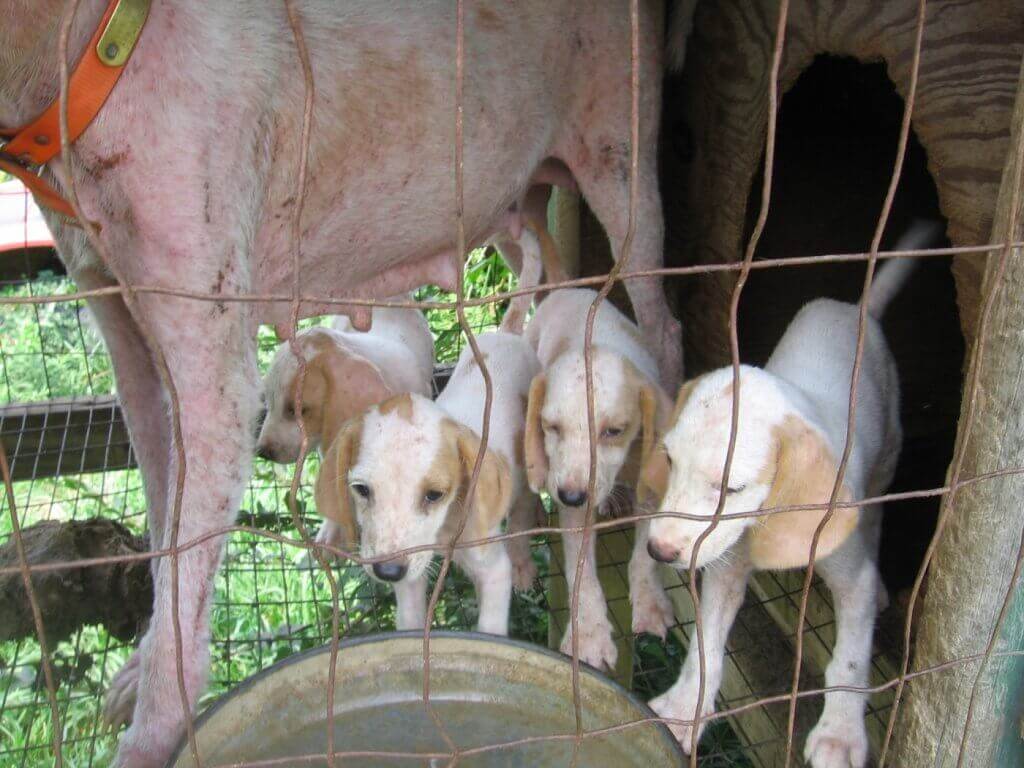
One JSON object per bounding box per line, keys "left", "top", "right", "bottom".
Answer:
{"left": 891, "top": 53, "right": 1024, "bottom": 768}
{"left": 0, "top": 396, "right": 133, "bottom": 481}
{"left": 0, "top": 365, "right": 457, "bottom": 482}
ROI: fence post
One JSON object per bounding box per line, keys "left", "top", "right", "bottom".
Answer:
{"left": 890, "top": 57, "right": 1024, "bottom": 767}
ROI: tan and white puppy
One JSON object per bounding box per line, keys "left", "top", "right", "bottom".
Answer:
{"left": 524, "top": 288, "right": 677, "bottom": 671}
{"left": 258, "top": 306, "right": 434, "bottom": 463}
{"left": 641, "top": 239, "right": 932, "bottom": 767}
{"left": 317, "top": 329, "right": 540, "bottom": 635}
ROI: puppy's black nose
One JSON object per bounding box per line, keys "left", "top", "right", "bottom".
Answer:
{"left": 372, "top": 561, "right": 408, "bottom": 582}
{"left": 557, "top": 488, "right": 588, "bottom": 507}
{"left": 647, "top": 538, "right": 680, "bottom": 564}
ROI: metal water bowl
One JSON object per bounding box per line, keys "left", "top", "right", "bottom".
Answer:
{"left": 168, "top": 631, "right": 683, "bottom": 767}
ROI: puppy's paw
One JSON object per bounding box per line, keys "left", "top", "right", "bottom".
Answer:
{"left": 805, "top": 716, "right": 868, "bottom": 768}
{"left": 631, "top": 580, "right": 675, "bottom": 638}
{"left": 560, "top": 618, "right": 618, "bottom": 671}
{"left": 511, "top": 555, "right": 537, "bottom": 591}
{"left": 648, "top": 691, "right": 709, "bottom": 754}
{"left": 103, "top": 651, "right": 141, "bottom": 730}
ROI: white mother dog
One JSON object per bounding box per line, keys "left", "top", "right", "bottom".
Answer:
{"left": 641, "top": 225, "right": 938, "bottom": 767}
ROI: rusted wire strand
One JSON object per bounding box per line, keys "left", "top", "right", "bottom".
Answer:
{"left": 417, "top": 2, "right": 486, "bottom": 762}
{"left": 684, "top": 1, "right": 789, "bottom": 764}
{"left": 785, "top": 2, "right": 928, "bottom": 764}
{"left": 7, "top": 462, "right": 1024, "bottom": 583}
{"left": 0, "top": 441, "right": 63, "bottom": 765}
{"left": 279, "top": 4, "right": 345, "bottom": 767}
{"left": 570, "top": 3, "right": 642, "bottom": 765}
{"left": 3, "top": 242, "right": 1016, "bottom": 310}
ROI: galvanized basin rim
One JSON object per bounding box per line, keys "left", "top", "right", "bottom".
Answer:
{"left": 167, "top": 630, "right": 684, "bottom": 767}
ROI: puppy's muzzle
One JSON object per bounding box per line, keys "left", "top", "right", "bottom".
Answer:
{"left": 647, "top": 538, "right": 680, "bottom": 564}
{"left": 557, "top": 487, "right": 588, "bottom": 507}
{"left": 372, "top": 559, "right": 409, "bottom": 582}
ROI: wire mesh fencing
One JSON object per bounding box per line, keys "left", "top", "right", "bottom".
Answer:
{"left": 1, "top": 0, "right": 1024, "bottom": 766}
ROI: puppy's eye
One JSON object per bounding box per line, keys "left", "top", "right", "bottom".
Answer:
{"left": 423, "top": 489, "right": 444, "bottom": 504}
{"left": 601, "top": 426, "right": 624, "bottom": 439}
{"left": 543, "top": 422, "right": 560, "bottom": 437}
{"left": 350, "top": 482, "right": 371, "bottom": 499}
{"left": 284, "top": 403, "right": 295, "bottom": 418}
{"left": 727, "top": 485, "right": 746, "bottom": 495}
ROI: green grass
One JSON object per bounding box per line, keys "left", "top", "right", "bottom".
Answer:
{"left": 0, "top": 248, "right": 752, "bottom": 766}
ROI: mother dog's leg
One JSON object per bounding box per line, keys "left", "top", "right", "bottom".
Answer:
{"left": 114, "top": 293, "right": 260, "bottom": 768}
{"left": 70, "top": 267, "right": 174, "bottom": 730}
{"left": 560, "top": 9, "right": 682, "bottom": 389}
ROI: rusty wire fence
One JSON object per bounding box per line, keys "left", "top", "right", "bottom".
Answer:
{"left": 1, "top": 0, "right": 1024, "bottom": 766}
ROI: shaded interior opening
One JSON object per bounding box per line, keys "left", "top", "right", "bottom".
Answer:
{"left": 736, "top": 55, "right": 964, "bottom": 600}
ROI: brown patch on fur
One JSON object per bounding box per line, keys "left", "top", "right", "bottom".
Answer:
{"left": 438, "top": 419, "right": 513, "bottom": 544}
{"left": 315, "top": 418, "right": 363, "bottom": 548}
{"left": 747, "top": 416, "right": 860, "bottom": 570}
{"left": 524, "top": 374, "right": 549, "bottom": 492}
{"left": 377, "top": 393, "right": 414, "bottom": 422}
{"left": 300, "top": 335, "right": 392, "bottom": 443}
{"left": 638, "top": 446, "right": 669, "bottom": 505}
{"left": 513, "top": 429, "right": 525, "bottom": 468}
{"left": 617, "top": 361, "right": 663, "bottom": 489}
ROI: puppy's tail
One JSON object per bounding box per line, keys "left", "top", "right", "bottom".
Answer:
{"left": 666, "top": 0, "right": 699, "bottom": 72}
{"left": 501, "top": 217, "right": 563, "bottom": 334}
{"left": 866, "top": 219, "right": 944, "bottom": 318}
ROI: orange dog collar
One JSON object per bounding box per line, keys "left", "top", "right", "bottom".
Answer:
{"left": 0, "top": 0, "right": 151, "bottom": 223}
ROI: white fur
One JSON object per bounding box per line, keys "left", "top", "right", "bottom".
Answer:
{"left": 350, "top": 331, "right": 540, "bottom": 635}
{"left": 646, "top": 259, "right": 916, "bottom": 768}
{"left": 525, "top": 288, "right": 676, "bottom": 670}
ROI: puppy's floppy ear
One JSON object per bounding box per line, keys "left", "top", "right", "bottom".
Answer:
{"left": 452, "top": 423, "right": 513, "bottom": 542}
{"left": 637, "top": 378, "right": 697, "bottom": 504}
{"left": 748, "top": 416, "right": 860, "bottom": 570}
{"left": 524, "top": 374, "right": 549, "bottom": 493}
{"left": 309, "top": 340, "right": 392, "bottom": 439}
{"left": 314, "top": 417, "right": 362, "bottom": 550}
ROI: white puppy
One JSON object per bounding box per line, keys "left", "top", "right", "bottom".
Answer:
{"left": 641, "top": 224, "right": 938, "bottom": 768}
{"left": 524, "top": 288, "right": 677, "bottom": 671}
{"left": 316, "top": 324, "right": 541, "bottom": 635}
